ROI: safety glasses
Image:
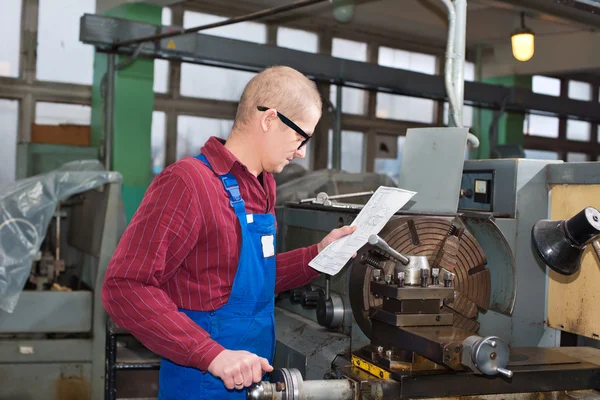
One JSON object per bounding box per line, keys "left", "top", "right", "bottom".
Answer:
{"left": 257, "top": 106, "right": 311, "bottom": 150}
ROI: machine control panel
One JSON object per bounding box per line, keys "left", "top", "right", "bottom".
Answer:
{"left": 459, "top": 171, "right": 494, "bottom": 212}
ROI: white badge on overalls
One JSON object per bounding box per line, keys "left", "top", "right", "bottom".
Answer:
{"left": 261, "top": 235, "right": 275, "bottom": 258}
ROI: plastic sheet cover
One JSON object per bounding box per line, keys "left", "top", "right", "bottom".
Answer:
{"left": 276, "top": 169, "right": 397, "bottom": 205}
{"left": 0, "top": 160, "right": 122, "bottom": 313}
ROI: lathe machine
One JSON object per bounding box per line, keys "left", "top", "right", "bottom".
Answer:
{"left": 249, "top": 131, "right": 600, "bottom": 400}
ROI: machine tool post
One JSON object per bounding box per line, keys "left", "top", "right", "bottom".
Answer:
{"left": 420, "top": 268, "right": 430, "bottom": 287}
{"left": 432, "top": 268, "right": 440, "bottom": 285}
{"left": 444, "top": 271, "right": 455, "bottom": 287}
{"left": 397, "top": 271, "right": 405, "bottom": 287}
{"left": 368, "top": 234, "right": 410, "bottom": 265}
{"left": 372, "top": 269, "right": 382, "bottom": 282}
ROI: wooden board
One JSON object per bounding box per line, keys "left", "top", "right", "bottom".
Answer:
{"left": 31, "top": 124, "right": 90, "bottom": 146}
{"left": 547, "top": 184, "right": 600, "bottom": 340}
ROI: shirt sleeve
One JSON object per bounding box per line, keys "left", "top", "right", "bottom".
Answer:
{"left": 275, "top": 244, "right": 320, "bottom": 293}
{"left": 101, "top": 171, "right": 224, "bottom": 372}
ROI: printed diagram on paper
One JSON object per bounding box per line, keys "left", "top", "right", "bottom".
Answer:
{"left": 308, "top": 186, "right": 416, "bottom": 275}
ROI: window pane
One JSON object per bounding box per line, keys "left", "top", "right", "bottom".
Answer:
{"left": 151, "top": 111, "right": 166, "bottom": 176}
{"left": 330, "top": 86, "right": 367, "bottom": 115}
{"left": 37, "top": 0, "right": 96, "bottom": 84}
{"left": 0, "top": 0, "right": 21, "bottom": 77}
{"left": 464, "top": 61, "right": 475, "bottom": 82}
{"left": 523, "top": 114, "right": 559, "bottom": 138}
{"left": 378, "top": 47, "right": 436, "bottom": 75}
{"left": 567, "top": 152, "right": 587, "bottom": 162}
{"left": 154, "top": 8, "right": 172, "bottom": 94}
{"left": 177, "top": 116, "right": 233, "bottom": 160}
{"left": 35, "top": 102, "right": 91, "bottom": 125}
{"left": 183, "top": 11, "right": 266, "bottom": 43}
{"left": 181, "top": 64, "right": 255, "bottom": 101}
{"left": 374, "top": 135, "right": 406, "bottom": 184}
{"left": 327, "top": 130, "right": 364, "bottom": 173}
{"left": 568, "top": 81, "right": 591, "bottom": 101}
{"left": 524, "top": 149, "right": 559, "bottom": 160}
{"left": 0, "top": 99, "right": 19, "bottom": 185}
{"left": 532, "top": 76, "right": 560, "bottom": 97}
{"left": 377, "top": 93, "right": 434, "bottom": 123}
{"left": 277, "top": 27, "right": 318, "bottom": 53}
{"left": 566, "top": 120, "right": 590, "bottom": 142}
{"left": 332, "top": 38, "right": 367, "bottom": 62}
{"left": 330, "top": 38, "right": 368, "bottom": 115}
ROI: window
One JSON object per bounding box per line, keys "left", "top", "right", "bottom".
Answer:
{"left": 35, "top": 102, "right": 91, "bottom": 125}
{"left": 151, "top": 111, "right": 166, "bottom": 175}
{"left": 181, "top": 65, "right": 256, "bottom": 101}
{"left": 0, "top": 99, "right": 19, "bottom": 186}
{"left": 532, "top": 76, "right": 560, "bottom": 96}
{"left": 154, "top": 8, "right": 172, "bottom": 94}
{"left": 37, "top": 0, "right": 96, "bottom": 84}
{"left": 330, "top": 38, "right": 368, "bottom": 115}
{"left": 568, "top": 81, "right": 591, "bottom": 101}
{"left": 176, "top": 116, "right": 233, "bottom": 160}
{"left": 378, "top": 47, "right": 436, "bottom": 74}
{"left": 327, "top": 130, "right": 364, "bottom": 173}
{"left": 566, "top": 119, "right": 591, "bottom": 142}
{"left": 524, "top": 149, "right": 559, "bottom": 160}
{"left": 374, "top": 135, "right": 406, "bottom": 184}
{"left": 377, "top": 94, "right": 435, "bottom": 123}
{"left": 277, "top": 27, "right": 318, "bottom": 53}
{"left": 180, "top": 11, "right": 264, "bottom": 101}
{"left": 523, "top": 113, "right": 559, "bottom": 138}
{"left": 567, "top": 152, "right": 587, "bottom": 162}
{"left": 376, "top": 46, "right": 437, "bottom": 123}
{"left": 0, "top": 0, "right": 21, "bottom": 77}
{"left": 183, "top": 11, "right": 266, "bottom": 43}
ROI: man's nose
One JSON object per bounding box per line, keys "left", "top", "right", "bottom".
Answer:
{"left": 294, "top": 146, "right": 306, "bottom": 159}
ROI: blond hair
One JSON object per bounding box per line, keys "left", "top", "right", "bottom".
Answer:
{"left": 233, "top": 66, "right": 322, "bottom": 129}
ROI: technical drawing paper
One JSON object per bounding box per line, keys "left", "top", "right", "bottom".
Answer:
{"left": 308, "top": 186, "right": 416, "bottom": 275}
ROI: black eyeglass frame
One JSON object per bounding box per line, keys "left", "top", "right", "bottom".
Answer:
{"left": 257, "top": 106, "right": 311, "bottom": 150}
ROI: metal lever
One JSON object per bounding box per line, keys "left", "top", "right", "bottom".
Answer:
{"left": 368, "top": 234, "right": 410, "bottom": 265}
{"left": 299, "top": 191, "right": 374, "bottom": 205}
{"left": 496, "top": 367, "right": 513, "bottom": 378}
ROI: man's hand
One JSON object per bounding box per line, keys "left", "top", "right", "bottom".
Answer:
{"left": 207, "top": 349, "right": 273, "bottom": 390}
{"left": 317, "top": 225, "right": 357, "bottom": 253}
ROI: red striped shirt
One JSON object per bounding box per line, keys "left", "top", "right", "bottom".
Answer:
{"left": 101, "top": 137, "right": 319, "bottom": 371}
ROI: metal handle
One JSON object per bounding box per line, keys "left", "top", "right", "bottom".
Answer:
{"left": 368, "top": 234, "right": 410, "bottom": 265}
{"left": 496, "top": 367, "right": 513, "bottom": 378}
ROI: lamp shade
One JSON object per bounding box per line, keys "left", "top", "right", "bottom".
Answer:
{"left": 532, "top": 207, "right": 600, "bottom": 275}
{"left": 511, "top": 32, "right": 534, "bottom": 62}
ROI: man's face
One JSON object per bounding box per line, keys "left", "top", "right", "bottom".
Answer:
{"left": 262, "top": 106, "right": 321, "bottom": 174}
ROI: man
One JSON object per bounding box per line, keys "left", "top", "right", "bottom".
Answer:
{"left": 101, "top": 65, "right": 356, "bottom": 399}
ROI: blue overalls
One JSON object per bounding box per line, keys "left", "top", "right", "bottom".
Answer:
{"left": 158, "top": 154, "right": 277, "bottom": 399}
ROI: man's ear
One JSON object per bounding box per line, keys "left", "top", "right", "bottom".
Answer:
{"left": 260, "top": 108, "right": 278, "bottom": 133}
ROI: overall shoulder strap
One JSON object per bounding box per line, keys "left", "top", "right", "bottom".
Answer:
{"left": 194, "top": 154, "right": 246, "bottom": 216}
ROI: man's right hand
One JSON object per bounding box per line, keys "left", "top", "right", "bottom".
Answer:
{"left": 207, "top": 349, "right": 273, "bottom": 390}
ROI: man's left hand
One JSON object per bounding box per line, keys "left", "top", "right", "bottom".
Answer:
{"left": 317, "top": 225, "right": 357, "bottom": 253}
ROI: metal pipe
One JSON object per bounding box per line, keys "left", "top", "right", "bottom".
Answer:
{"left": 453, "top": 0, "right": 467, "bottom": 125}
{"left": 332, "top": 85, "right": 342, "bottom": 170}
{"left": 112, "top": 0, "right": 327, "bottom": 48}
{"left": 368, "top": 234, "right": 410, "bottom": 265}
{"left": 438, "top": 0, "right": 459, "bottom": 127}
{"left": 439, "top": 0, "right": 480, "bottom": 149}
{"left": 104, "top": 53, "right": 116, "bottom": 171}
